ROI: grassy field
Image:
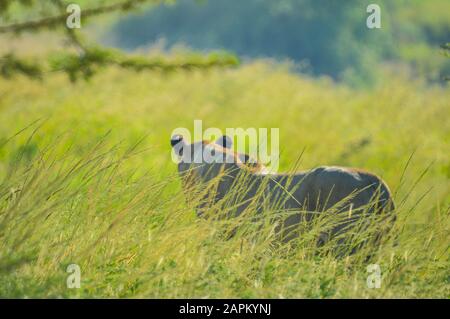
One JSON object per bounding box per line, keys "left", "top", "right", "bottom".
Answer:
{"left": 0, "top": 60, "right": 449, "bottom": 298}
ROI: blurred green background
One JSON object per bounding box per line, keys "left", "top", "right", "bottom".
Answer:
{"left": 109, "top": 0, "right": 450, "bottom": 85}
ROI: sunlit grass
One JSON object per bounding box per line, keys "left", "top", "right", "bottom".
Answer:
{"left": 0, "top": 62, "right": 448, "bottom": 298}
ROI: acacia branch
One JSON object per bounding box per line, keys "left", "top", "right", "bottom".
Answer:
{"left": 0, "top": 0, "right": 240, "bottom": 81}
{"left": 0, "top": 49, "right": 239, "bottom": 82}
{"left": 0, "top": 0, "right": 160, "bottom": 34}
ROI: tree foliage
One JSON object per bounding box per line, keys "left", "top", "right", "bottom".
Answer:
{"left": 0, "top": 53, "right": 43, "bottom": 79}
{"left": 0, "top": 0, "right": 239, "bottom": 81}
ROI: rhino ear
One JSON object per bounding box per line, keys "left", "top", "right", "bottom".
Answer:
{"left": 171, "top": 135, "right": 185, "bottom": 156}
{"left": 239, "top": 153, "right": 258, "bottom": 167}
{"left": 215, "top": 135, "right": 232, "bottom": 149}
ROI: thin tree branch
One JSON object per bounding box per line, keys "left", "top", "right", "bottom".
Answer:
{"left": 0, "top": 0, "right": 160, "bottom": 34}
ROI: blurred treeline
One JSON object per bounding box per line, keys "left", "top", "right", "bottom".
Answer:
{"left": 0, "top": 0, "right": 239, "bottom": 82}
{"left": 112, "top": 0, "right": 450, "bottom": 85}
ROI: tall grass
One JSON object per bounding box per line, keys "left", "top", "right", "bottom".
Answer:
{"left": 0, "top": 62, "right": 448, "bottom": 298}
